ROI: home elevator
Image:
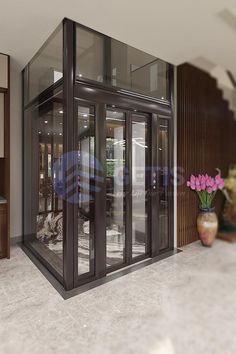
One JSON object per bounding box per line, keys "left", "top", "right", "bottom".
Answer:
{"left": 23, "top": 18, "right": 174, "bottom": 291}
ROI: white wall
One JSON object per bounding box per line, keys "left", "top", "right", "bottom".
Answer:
{"left": 10, "top": 61, "right": 22, "bottom": 239}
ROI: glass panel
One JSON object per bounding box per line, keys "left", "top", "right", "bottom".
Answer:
{"left": 77, "top": 105, "right": 95, "bottom": 276}
{"left": 75, "top": 25, "right": 170, "bottom": 101}
{"left": 23, "top": 90, "right": 64, "bottom": 277}
{"left": 132, "top": 114, "right": 149, "bottom": 258}
{"left": 159, "top": 119, "right": 169, "bottom": 250}
{"left": 76, "top": 26, "right": 104, "bottom": 83}
{"left": 111, "top": 40, "right": 169, "bottom": 100}
{"left": 106, "top": 109, "right": 126, "bottom": 268}
{"left": 26, "top": 25, "right": 63, "bottom": 104}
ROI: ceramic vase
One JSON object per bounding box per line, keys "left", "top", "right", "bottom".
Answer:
{"left": 197, "top": 207, "right": 218, "bottom": 247}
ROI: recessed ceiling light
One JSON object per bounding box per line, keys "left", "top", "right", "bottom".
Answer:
{"left": 38, "top": 131, "right": 41, "bottom": 134}
{"left": 134, "top": 109, "right": 137, "bottom": 112}
{"left": 44, "top": 120, "right": 48, "bottom": 124}
{"left": 79, "top": 74, "right": 83, "bottom": 77}
{"left": 161, "top": 97, "right": 164, "bottom": 100}
{"left": 59, "top": 110, "right": 63, "bottom": 114}
{"left": 47, "top": 133, "right": 50, "bottom": 135}
{"left": 59, "top": 133, "right": 62, "bottom": 136}
{"left": 112, "top": 105, "right": 115, "bottom": 108}
{"left": 83, "top": 114, "right": 88, "bottom": 118}
{"left": 84, "top": 125, "right": 88, "bottom": 129}
{"left": 59, "top": 122, "right": 62, "bottom": 125}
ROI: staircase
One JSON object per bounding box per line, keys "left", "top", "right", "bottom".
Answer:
{"left": 190, "top": 57, "right": 236, "bottom": 118}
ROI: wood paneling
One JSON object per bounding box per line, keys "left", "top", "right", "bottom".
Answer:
{"left": 177, "top": 64, "right": 236, "bottom": 247}
{"left": 0, "top": 54, "right": 8, "bottom": 89}
{"left": 0, "top": 54, "right": 10, "bottom": 258}
{"left": 0, "top": 204, "right": 7, "bottom": 258}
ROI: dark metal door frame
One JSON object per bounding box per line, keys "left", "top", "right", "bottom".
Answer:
{"left": 73, "top": 82, "right": 174, "bottom": 287}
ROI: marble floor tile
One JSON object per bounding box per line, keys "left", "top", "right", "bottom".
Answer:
{"left": 0, "top": 240, "right": 236, "bottom": 354}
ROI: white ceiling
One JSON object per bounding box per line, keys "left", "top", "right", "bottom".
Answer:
{"left": 1, "top": 0, "right": 236, "bottom": 72}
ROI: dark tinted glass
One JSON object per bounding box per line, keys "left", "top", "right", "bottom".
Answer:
{"left": 76, "top": 104, "right": 95, "bottom": 276}
{"left": 24, "top": 25, "right": 63, "bottom": 105}
{"left": 23, "top": 89, "right": 64, "bottom": 277}
{"left": 76, "top": 26, "right": 104, "bottom": 83}
{"left": 105, "top": 109, "right": 126, "bottom": 268}
{"left": 76, "top": 25, "right": 170, "bottom": 101}
{"left": 131, "top": 114, "right": 149, "bottom": 258}
{"left": 158, "top": 119, "right": 169, "bottom": 250}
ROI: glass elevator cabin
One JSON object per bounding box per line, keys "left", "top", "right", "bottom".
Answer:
{"left": 23, "top": 18, "right": 174, "bottom": 291}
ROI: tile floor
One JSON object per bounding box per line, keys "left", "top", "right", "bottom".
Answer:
{"left": 0, "top": 240, "right": 236, "bottom": 354}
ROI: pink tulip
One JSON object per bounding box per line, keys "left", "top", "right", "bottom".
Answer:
{"left": 201, "top": 182, "right": 206, "bottom": 190}
{"left": 212, "top": 184, "right": 217, "bottom": 191}
{"left": 218, "top": 180, "right": 225, "bottom": 189}
{"left": 207, "top": 187, "right": 213, "bottom": 193}
{"left": 195, "top": 177, "right": 200, "bottom": 186}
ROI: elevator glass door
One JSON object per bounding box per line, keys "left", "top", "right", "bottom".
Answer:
{"left": 105, "top": 108, "right": 151, "bottom": 271}
{"left": 74, "top": 90, "right": 172, "bottom": 286}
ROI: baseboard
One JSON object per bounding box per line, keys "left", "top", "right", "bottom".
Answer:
{"left": 10, "top": 235, "right": 22, "bottom": 245}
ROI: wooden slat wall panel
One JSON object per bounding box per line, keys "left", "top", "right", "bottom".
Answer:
{"left": 177, "top": 64, "right": 236, "bottom": 247}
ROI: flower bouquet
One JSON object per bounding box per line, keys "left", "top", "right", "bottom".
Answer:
{"left": 187, "top": 173, "right": 225, "bottom": 246}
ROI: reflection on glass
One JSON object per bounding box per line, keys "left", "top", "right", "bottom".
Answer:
{"left": 24, "top": 92, "right": 64, "bottom": 276}
{"left": 132, "top": 115, "right": 148, "bottom": 258}
{"left": 106, "top": 110, "right": 126, "bottom": 267}
{"left": 159, "top": 119, "right": 169, "bottom": 250}
{"left": 77, "top": 105, "right": 95, "bottom": 276}
{"left": 111, "top": 40, "right": 169, "bottom": 100}
{"left": 26, "top": 25, "right": 63, "bottom": 104}
{"left": 76, "top": 26, "right": 104, "bottom": 83}
{"left": 75, "top": 25, "right": 170, "bottom": 101}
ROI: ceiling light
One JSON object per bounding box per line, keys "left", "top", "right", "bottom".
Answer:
{"left": 38, "top": 131, "right": 41, "bottom": 134}
{"left": 112, "top": 105, "right": 115, "bottom": 108}
{"left": 83, "top": 114, "right": 88, "bottom": 118}
{"left": 84, "top": 125, "right": 88, "bottom": 129}
{"left": 44, "top": 120, "right": 48, "bottom": 124}
{"left": 161, "top": 97, "right": 164, "bottom": 100}
{"left": 79, "top": 74, "right": 83, "bottom": 77}
{"left": 47, "top": 133, "right": 50, "bottom": 135}
{"left": 59, "top": 133, "right": 62, "bottom": 136}
{"left": 59, "top": 110, "right": 63, "bottom": 114}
